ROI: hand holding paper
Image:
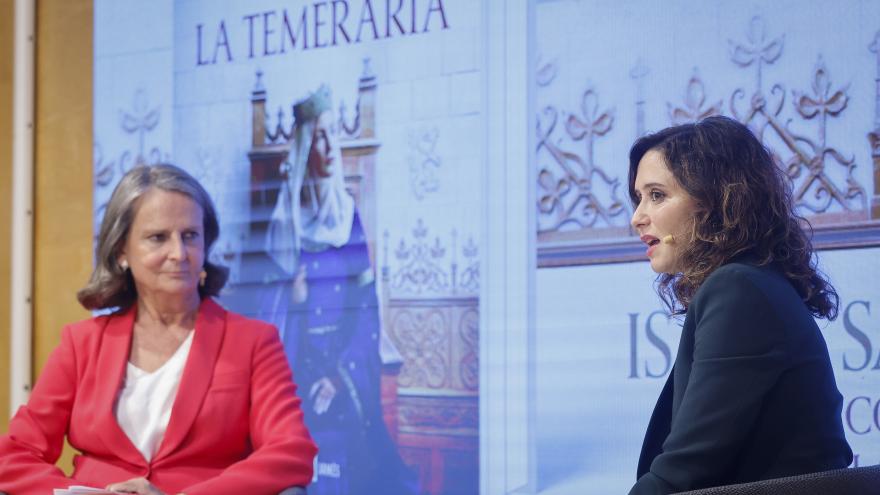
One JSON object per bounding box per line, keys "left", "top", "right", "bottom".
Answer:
{"left": 104, "top": 477, "right": 166, "bottom": 495}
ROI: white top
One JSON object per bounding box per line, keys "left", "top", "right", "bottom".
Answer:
{"left": 115, "top": 331, "right": 194, "bottom": 461}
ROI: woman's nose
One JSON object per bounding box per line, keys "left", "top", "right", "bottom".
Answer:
{"left": 631, "top": 203, "right": 647, "bottom": 230}
{"left": 168, "top": 235, "right": 186, "bottom": 260}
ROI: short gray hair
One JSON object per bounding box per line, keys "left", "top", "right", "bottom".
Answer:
{"left": 77, "top": 163, "right": 228, "bottom": 310}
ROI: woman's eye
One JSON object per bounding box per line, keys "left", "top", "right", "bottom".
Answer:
{"left": 183, "top": 231, "right": 200, "bottom": 241}
{"left": 148, "top": 234, "right": 166, "bottom": 242}
{"left": 650, "top": 190, "right": 664, "bottom": 201}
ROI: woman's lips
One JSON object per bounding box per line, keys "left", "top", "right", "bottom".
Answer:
{"left": 640, "top": 235, "right": 660, "bottom": 257}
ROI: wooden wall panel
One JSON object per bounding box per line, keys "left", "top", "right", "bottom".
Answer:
{"left": 34, "top": 0, "right": 93, "bottom": 472}
{"left": 0, "top": 0, "right": 14, "bottom": 434}
{"left": 33, "top": 0, "right": 92, "bottom": 373}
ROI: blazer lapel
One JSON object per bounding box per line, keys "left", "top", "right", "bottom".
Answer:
{"left": 672, "top": 315, "right": 696, "bottom": 418}
{"left": 95, "top": 306, "right": 147, "bottom": 467}
{"left": 637, "top": 369, "right": 674, "bottom": 478}
{"left": 153, "top": 298, "right": 226, "bottom": 460}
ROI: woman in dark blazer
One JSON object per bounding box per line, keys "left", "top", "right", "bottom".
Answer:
{"left": 627, "top": 116, "right": 852, "bottom": 495}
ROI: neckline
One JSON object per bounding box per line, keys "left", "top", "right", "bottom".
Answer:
{"left": 127, "top": 330, "right": 195, "bottom": 378}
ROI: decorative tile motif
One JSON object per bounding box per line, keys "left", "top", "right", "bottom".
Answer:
{"left": 397, "top": 395, "right": 478, "bottom": 433}
{"left": 408, "top": 126, "right": 442, "bottom": 201}
{"left": 383, "top": 220, "right": 479, "bottom": 297}
{"left": 94, "top": 90, "right": 167, "bottom": 187}
{"left": 386, "top": 303, "right": 479, "bottom": 394}
{"left": 458, "top": 236, "right": 479, "bottom": 295}
{"left": 668, "top": 69, "right": 721, "bottom": 125}
{"left": 387, "top": 219, "right": 451, "bottom": 295}
{"left": 536, "top": 55, "right": 557, "bottom": 88}
{"left": 457, "top": 306, "right": 478, "bottom": 391}
{"left": 728, "top": 16, "right": 784, "bottom": 94}
{"left": 119, "top": 89, "right": 163, "bottom": 167}
{"left": 536, "top": 13, "right": 879, "bottom": 265}
{"left": 729, "top": 17, "right": 866, "bottom": 215}
{"left": 536, "top": 88, "right": 629, "bottom": 234}
{"left": 393, "top": 307, "right": 449, "bottom": 389}
{"left": 382, "top": 220, "right": 479, "bottom": 395}
{"left": 93, "top": 89, "right": 170, "bottom": 231}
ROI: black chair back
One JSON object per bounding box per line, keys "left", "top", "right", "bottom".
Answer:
{"left": 673, "top": 464, "right": 880, "bottom": 495}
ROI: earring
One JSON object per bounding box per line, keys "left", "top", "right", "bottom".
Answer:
{"left": 199, "top": 269, "right": 207, "bottom": 288}
{"left": 120, "top": 260, "right": 128, "bottom": 270}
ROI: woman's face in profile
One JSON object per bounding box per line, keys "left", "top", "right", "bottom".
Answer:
{"left": 631, "top": 150, "right": 698, "bottom": 274}
{"left": 306, "top": 110, "right": 336, "bottom": 179}
{"left": 119, "top": 189, "right": 205, "bottom": 300}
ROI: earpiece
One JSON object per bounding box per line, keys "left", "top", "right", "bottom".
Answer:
{"left": 662, "top": 235, "right": 675, "bottom": 244}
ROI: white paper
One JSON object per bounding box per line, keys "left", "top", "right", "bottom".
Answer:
{"left": 54, "top": 486, "right": 118, "bottom": 495}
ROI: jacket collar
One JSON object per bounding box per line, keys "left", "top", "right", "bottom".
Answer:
{"left": 154, "top": 297, "right": 226, "bottom": 461}
{"left": 95, "top": 298, "right": 227, "bottom": 466}
{"left": 95, "top": 304, "right": 143, "bottom": 466}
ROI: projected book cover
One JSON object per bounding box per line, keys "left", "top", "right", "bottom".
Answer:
{"left": 94, "top": 1, "right": 480, "bottom": 494}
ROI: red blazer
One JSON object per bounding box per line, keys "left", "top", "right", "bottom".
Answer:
{"left": 0, "top": 298, "right": 317, "bottom": 495}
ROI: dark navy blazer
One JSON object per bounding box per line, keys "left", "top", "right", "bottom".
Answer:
{"left": 629, "top": 261, "right": 852, "bottom": 495}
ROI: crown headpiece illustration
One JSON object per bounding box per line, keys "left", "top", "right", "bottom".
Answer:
{"left": 293, "top": 84, "right": 332, "bottom": 123}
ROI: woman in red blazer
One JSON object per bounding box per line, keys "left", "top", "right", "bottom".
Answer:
{"left": 0, "top": 164, "right": 317, "bottom": 495}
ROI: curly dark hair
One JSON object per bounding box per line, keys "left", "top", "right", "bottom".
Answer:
{"left": 628, "top": 116, "right": 838, "bottom": 319}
